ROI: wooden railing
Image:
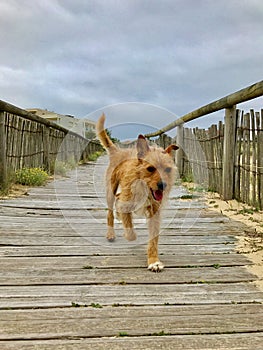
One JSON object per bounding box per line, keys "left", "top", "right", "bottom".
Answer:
{"left": 146, "top": 80, "right": 263, "bottom": 208}
{"left": 0, "top": 100, "right": 102, "bottom": 190}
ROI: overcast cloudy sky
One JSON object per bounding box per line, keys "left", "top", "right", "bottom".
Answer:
{"left": 0, "top": 0, "right": 262, "bottom": 138}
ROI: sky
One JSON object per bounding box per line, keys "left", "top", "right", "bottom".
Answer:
{"left": 0, "top": 0, "right": 262, "bottom": 139}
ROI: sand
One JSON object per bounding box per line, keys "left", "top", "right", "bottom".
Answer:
{"left": 206, "top": 191, "right": 263, "bottom": 291}
{"left": 0, "top": 184, "right": 29, "bottom": 199}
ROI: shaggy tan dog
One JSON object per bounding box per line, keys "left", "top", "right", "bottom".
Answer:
{"left": 96, "top": 114, "right": 178, "bottom": 272}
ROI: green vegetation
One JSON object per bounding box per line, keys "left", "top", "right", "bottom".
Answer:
{"left": 188, "top": 185, "right": 206, "bottom": 193}
{"left": 91, "top": 303, "right": 103, "bottom": 308}
{"left": 213, "top": 264, "right": 221, "bottom": 269}
{"left": 88, "top": 150, "right": 104, "bottom": 161}
{"left": 82, "top": 265, "right": 94, "bottom": 269}
{"left": 71, "top": 302, "right": 85, "bottom": 307}
{"left": 15, "top": 167, "right": 49, "bottom": 186}
{"left": 118, "top": 280, "right": 127, "bottom": 285}
{"left": 118, "top": 332, "right": 129, "bottom": 337}
{"left": 106, "top": 128, "right": 119, "bottom": 144}
{"left": 151, "top": 330, "right": 172, "bottom": 336}
{"left": 71, "top": 302, "right": 103, "bottom": 308}
{"left": 236, "top": 207, "right": 259, "bottom": 215}
{"left": 180, "top": 194, "right": 194, "bottom": 200}
{"left": 181, "top": 173, "right": 194, "bottom": 183}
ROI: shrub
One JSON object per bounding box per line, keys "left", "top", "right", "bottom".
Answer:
{"left": 88, "top": 151, "right": 104, "bottom": 162}
{"left": 15, "top": 167, "right": 49, "bottom": 186}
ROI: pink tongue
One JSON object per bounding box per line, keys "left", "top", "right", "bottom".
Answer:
{"left": 153, "top": 190, "right": 163, "bottom": 201}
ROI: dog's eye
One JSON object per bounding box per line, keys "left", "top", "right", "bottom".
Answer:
{"left": 165, "top": 167, "right": 172, "bottom": 173}
{"left": 147, "top": 166, "right": 156, "bottom": 173}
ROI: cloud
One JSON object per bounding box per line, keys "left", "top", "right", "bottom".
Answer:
{"left": 0, "top": 0, "right": 262, "bottom": 133}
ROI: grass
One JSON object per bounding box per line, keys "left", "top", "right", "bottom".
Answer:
{"left": 118, "top": 332, "right": 129, "bottom": 337}
{"left": 236, "top": 207, "right": 259, "bottom": 215}
{"left": 181, "top": 173, "right": 194, "bottom": 183}
{"left": 180, "top": 194, "right": 194, "bottom": 200}
{"left": 71, "top": 302, "right": 103, "bottom": 308}
{"left": 151, "top": 330, "right": 172, "bottom": 336}
{"left": 213, "top": 264, "right": 221, "bottom": 269}
{"left": 90, "top": 303, "right": 103, "bottom": 308}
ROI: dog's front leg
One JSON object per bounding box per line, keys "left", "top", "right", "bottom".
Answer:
{"left": 121, "top": 212, "right": 137, "bottom": 241}
{"left": 106, "top": 186, "right": 116, "bottom": 242}
{"left": 147, "top": 212, "right": 164, "bottom": 272}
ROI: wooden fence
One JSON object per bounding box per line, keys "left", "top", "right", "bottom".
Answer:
{"left": 179, "top": 109, "right": 263, "bottom": 209}
{"left": 0, "top": 100, "right": 102, "bottom": 190}
{"left": 146, "top": 80, "right": 263, "bottom": 209}
{"left": 235, "top": 109, "right": 263, "bottom": 208}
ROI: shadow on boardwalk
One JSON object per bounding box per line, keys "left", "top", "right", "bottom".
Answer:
{"left": 0, "top": 158, "right": 262, "bottom": 349}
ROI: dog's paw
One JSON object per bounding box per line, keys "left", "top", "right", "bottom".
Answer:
{"left": 148, "top": 261, "right": 164, "bottom": 272}
{"left": 106, "top": 229, "right": 116, "bottom": 242}
{"left": 123, "top": 229, "right": 137, "bottom": 241}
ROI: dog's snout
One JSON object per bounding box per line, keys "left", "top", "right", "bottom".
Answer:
{"left": 157, "top": 181, "right": 167, "bottom": 191}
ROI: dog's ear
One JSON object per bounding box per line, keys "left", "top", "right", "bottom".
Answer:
{"left": 137, "top": 134, "right": 150, "bottom": 159}
{"left": 164, "top": 144, "right": 179, "bottom": 156}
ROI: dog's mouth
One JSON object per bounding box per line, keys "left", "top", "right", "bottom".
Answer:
{"left": 151, "top": 189, "right": 163, "bottom": 202}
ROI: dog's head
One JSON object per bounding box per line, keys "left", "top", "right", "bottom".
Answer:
{"left": 136, "top": 135, "right": 179, "bottom": 202}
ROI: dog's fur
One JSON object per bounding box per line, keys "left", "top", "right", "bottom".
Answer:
{"left": 96, "top": 113, "right": 178, "bottom": 272}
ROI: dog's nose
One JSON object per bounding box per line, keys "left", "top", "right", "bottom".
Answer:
{"left": 157, "top": 181, "right": 167, "bottom": 191}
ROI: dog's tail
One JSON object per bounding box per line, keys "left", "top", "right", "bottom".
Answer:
{"left": 96, "top": 113, "right": 117, "bottom": 153}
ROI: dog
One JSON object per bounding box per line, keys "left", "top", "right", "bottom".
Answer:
{"left": 96, "top": 113, "right": 178, "bottom": 272}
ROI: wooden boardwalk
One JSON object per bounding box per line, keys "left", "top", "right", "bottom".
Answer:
{"left": 0, "top": 157, "right": 263, "bottom": 349}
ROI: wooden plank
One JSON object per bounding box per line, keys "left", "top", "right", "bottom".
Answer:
{"left": 0, "top": 208, "right": 231, "bottom": 221}
{"left": 0, "top": 235, "right": 237, "bottom": 246}
{"left": 0, "top": 266, "right": 255, "bottom": 286}
{"left": 0, "top": 283, "right": 262, "bottom": 309}
{"left": 0, "top": 201, "right": 206, "bottom": 210}
{"left": 2, "top": 303, "right": 262, "bottom": 322}
{"left": 0, "top": 254, "right": 251, "bottom": 269}
{"left": 1, "top": 334, "right": 263, "bottom": 350}
{"left": 0, "top": 305, "right": 263, "bottom": 340}
{"left": 0, "top": 244, "right": 236, "bottom": 257}
{"left": 0, "top": 223, "right": 241, "bottom": 234}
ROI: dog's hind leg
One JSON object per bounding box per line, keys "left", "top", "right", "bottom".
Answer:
{"left": 147, "top": 212, "right": 164, "bottom": 272}
{"left": 121, "top": 212, "right": 137, "bottom": 241}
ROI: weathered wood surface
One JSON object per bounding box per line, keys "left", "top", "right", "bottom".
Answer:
{"left": 0, "top": 103, "right": 102, "bottom": 189}
{"left": 0, "top": 157, "right": 262, "bottom": 349}
{"left": 176, "top": 108, "right": 263, "bottom": 210}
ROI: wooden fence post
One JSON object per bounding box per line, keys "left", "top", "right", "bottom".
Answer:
{"left": 222, "top": 106, "right": 237, "bottom": 200}
{"left": 0, "top": 111, "right": 7, "bottom": 190}
{"left": 43, "top": 126, "right": 50, "bottom": 172}
{"left": 258, "top": 110, "right": 263, "bottom": 209}
{"left": 176, "top": 124, "right": 184, "bottom": 177}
